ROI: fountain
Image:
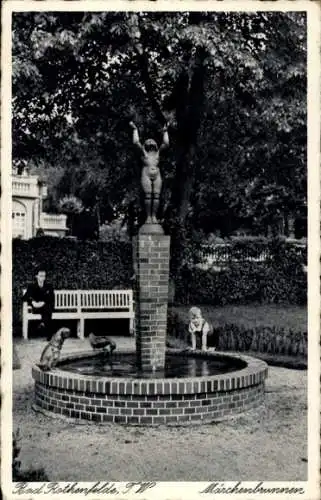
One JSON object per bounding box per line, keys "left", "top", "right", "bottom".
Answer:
{"left": 32, "top": 121, "right": 268, "bottom": 425}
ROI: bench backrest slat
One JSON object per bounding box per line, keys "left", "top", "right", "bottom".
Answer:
{"left": 23, "top": 289, "right": 133, "bottom": 312}
{"left": 79, "top": 290, "right": 132, "bottom": 309}
{"left": 55, "top": 290, "right": 79, "bottom": 309}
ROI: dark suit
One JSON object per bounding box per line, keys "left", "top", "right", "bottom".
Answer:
{"left": 23, "top": 281, "right": 54, "bottom": 339}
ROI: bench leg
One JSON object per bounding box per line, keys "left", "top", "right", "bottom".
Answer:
{"left": 77, "top": 318, "right": 85, "bottom": 340}
{"left": 129, "top": 317, "right": 135, "bottom": 336}
{"left": 22, "top": 317, "right": 28, "bottom": 340}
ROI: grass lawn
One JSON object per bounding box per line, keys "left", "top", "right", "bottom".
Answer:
{"left": 171, "top": 304, "right": 307, "bottom": 332}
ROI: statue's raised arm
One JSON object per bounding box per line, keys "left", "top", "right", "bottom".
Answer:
{"left": 159, "top": 123, "right": 169, "bottom": 153}
{"left": 129, "top": 121, "right": 144, "bottom": 153}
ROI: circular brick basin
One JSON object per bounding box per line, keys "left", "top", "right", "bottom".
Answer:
{"left": 32, "top": 350, "right": 268, "bottom": 425}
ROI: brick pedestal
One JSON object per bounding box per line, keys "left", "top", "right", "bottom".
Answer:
{"left": 133, "top": 232, "right": 171, "bottom": 372}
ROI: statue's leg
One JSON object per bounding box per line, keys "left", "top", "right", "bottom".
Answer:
{"left": 145, "top": 194, "right": 152, "bottom": 224}
{"left": 141, "top": 169, "right": 153, "bottom": 224}
{"left": 151, "top": 177, "right": 162, "bottom": 223}
{"left": 152, "top": 194, "right": 160, "bottom": 223}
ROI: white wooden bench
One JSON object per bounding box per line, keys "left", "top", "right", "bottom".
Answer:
{"left": 22, "top": 289, "right": 134, "bottom": 340}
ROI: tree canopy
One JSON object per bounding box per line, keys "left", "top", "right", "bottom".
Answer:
{"left": 12, "top": 10, "right": 307, "bottom": 266}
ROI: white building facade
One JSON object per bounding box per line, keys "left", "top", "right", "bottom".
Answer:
{"left": 12, "top": 171, "right": 68, "bottom": 239}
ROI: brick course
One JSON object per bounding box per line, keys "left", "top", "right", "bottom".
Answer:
{"left": 133, "top": 234, "right": 170, "bottom": 372}
{"left": 32, "top": 351, "right": 268, "bottom": 426}
{"left": 34, "top": 378, "right": 265, "bottom": 425}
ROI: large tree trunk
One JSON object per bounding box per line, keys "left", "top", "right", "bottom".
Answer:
{"left": 166, "top": 146, "right": 196, "bottom": 274}
{"left": 164, "top": 54, "right": 206, "bottom": 275}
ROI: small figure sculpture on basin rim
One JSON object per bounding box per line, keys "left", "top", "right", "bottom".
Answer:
{"left": 38, "top": 327, "right": 71, "bottom": 371}
{"left": 188, "top": 307, "right": 212, "bottom": 352}
{"left": 89, "top": 332, "right": 116, "bottom": 357}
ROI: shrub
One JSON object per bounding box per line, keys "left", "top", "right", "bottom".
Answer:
{"left": 174, "top": 240, "right": 307, "bottom": 306}
{"left": 12, "top": 237, "right": 132, "bottom": 329}
{"left": 13, "top": 429, "right": 49, "bottom": 481}
{"left": 215, "top": 324, "right": 307, "bottom": 357}
{"left": 58, "top": 195, "right": 83, "bottom": 215}
{"left": 99, "top": 220, "right": 130, "bottom": 242}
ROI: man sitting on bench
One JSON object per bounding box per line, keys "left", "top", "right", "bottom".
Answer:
{"left": 23, "top": 267, "right": 54, "bottom": 341}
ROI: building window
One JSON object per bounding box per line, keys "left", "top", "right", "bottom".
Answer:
{"left": 12, "top": 211, "right": 26, "bottom": 238}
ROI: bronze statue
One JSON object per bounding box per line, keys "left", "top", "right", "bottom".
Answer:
{"left": 89, "top": 332, "right": 116, "bottom": 354}
{"left": 38, "top": 327, "right": 71, "bottom": 371}
{"left": 130, "top": 121, "right": 169, "bottom": 225}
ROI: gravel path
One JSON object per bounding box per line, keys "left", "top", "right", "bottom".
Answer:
{"left": 13, "top": 338, "right": 307, "bottom": 481}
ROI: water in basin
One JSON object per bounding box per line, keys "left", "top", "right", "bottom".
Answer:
{"left": 58, "top": 352, "right": 247, "bottom": 379}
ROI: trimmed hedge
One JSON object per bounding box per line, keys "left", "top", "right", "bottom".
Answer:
{"left": 167, "top": 310, "right": 307, "bottom": 358}
{"left": 13, "top": 237, "right": 306, "bottom": 331}
{"left": 200, "top": 237, "right": 307, "bottom": 264}
{"left": 13, "top": 237, "right": 132, "bottom": 328}
{"left": 175, "top": 241, "right": 307, "bottom": 305}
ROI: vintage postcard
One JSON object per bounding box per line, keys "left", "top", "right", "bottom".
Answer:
{"left": 1, "top": 1, "right": 320, "bottom": 499}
